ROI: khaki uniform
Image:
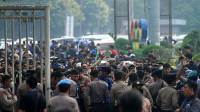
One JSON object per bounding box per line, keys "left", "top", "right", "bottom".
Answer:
{"left": 111, "top": 81, "right": 127, "bottom": 106}
{"left": 85, "top": 80, "right": 111, "bottom": 112}
{"left": 156, "top": 86, "right": 178, "bottom": 111}
{"left": 48, "top": 93, "right": 80, "bottom": 112}
{"left": 0, "top": 88, "right": 17, "bottom": 112}
{"left": 148, "top": 79, "right": 168, "bottom": 105}
{"left": 86, "top": 80, "right": 109, "bottom": 104}
{"left": 69, "top": 80, "right": 78, "bottom": 98}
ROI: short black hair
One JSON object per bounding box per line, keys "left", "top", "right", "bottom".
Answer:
{"left": 119, "top": 89, "right": 143, "bottom": 112}
{"left": 70, "top": 69, "right": 79, "bottom": 76}
{"left": 163, "top": 63, "right": 171, "bottom": 68}
{"left": 114, "top": 70, "right": 124, "bottom": 81}
{"left": 137, "top": 70, "right": 145, "bottom": 80}
{"left": 58, "top": 84, "right": 71, "bottom": 92}
{"left": 152, "top": 70, "right": 162, "bottom": 78}
{"left": 128, "top": 73, "right": 139, "bottom": 84}
{"left": 90, "top": 69, "right": 99, "bottom": 78}
{"left": 2, "top": 75, "right": 11, "bottom": 83}
{"left": 185, "top": 80, "right": 198, "bottom": 93}
{"left": 165, "top": 74, "right": 176, "bottom": 84}
{"left": 26, "top": 76, "right": 37, "bottom": 89}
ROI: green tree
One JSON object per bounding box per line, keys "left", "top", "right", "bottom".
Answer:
{"left": 82, "top": 0, "right": 110, "bottom": 34}
{"left": 0, "top": 0, "right": 84, "bottom": 38}
{"left": 115, "top": 38, "right": 129, "bottom": 50}
{"left": 182, "top": 30, "right": 200, "bottom": 54}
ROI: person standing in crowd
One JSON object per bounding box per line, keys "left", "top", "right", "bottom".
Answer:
{"left": 156, "top": 74, "right": 179, "bottom": 112}
{"left": 132, "top": 80, "right": 152, "bottom": 112}
{"left": 148, "top": 70, "right": 168, "bottom": 112}
{"left": 18, "top": 76, "right": 46, "bottom": 112}
{"left": 77, "top": 67, "right": 91, "bottom": 112}
{"left": 86, "top": 69, "right": 111, "bottom": 112}
{"left": 177, "top": 80, "right": 200, "bottom": 112}
{"left": 111, "top": 70, "right": 127, "bottom": 110}
{"left": 118, "top": 89, "right": 143, "bottom": 112}
{"left": 0, "top": 75, "right": 17, "bottom": 112}
{"left": 162, "top": 63, "right": 174, "bottom": 82}
{"left": 48, "top": 79, "right": 80, "bottom": 112}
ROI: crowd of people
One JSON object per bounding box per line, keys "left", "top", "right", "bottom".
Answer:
{"left": 0, "top": 39, "right": 200, "bottom": 112}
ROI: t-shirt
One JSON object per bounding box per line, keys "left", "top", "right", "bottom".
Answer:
{"left": 19, "top": 89, "right": 46, "bottom": 112}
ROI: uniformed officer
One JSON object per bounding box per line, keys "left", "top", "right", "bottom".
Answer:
{"left": 156, "top": 74, "right": 179, "bottom": 112}
{"left": 48, "top": 79, "right": 80, "bottom": 112}
{"left": 111, "top": 70, "right": 127, "bottom": 108}
{"left": 86, "top": 69, "right": 111, "bottom": 112}
{"left": 148, "top": 70, "right": 168, "bottom": 111}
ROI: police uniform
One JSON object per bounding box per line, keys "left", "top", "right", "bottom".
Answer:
{"left": 156, "top": 86, "right": 179, "bottom": 111}
{"left": 86, "top": 79, "right": 111, "bottom": 112}
{"left": 48, "top": 79, "right": 80, "bottom": 112}
{"left": 48, "top": 93, "right": 80, "bottom": 112}
{"left": 111, "top": 81, "right": 127, "bottom": 106}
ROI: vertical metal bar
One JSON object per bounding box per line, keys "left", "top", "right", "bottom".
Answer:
{"left": 44, "top": 6, "right": 51, "bottom": 103}
{"left": 11, "top": 19, "right": 15, "bottom": 94}
{"left": 32, "top": 10, "right": 36, "bottom": 70}
{"left": 25, "top": 18, "right": 29, "bottom": 70}
{"left": 40, "top": 18, "right": 44, "bottom": 89}
{"left": 19, "top": 10, "right": 22, "bottom": 84}
{"left": 169, "top": 0, "right": 172, "bottom": 45}
{"left": 114, "top": 0, "right": 117, "bottom": 40}
{"left": 4, "top": 20, "right": 8, "bottom": 75}
{"left": 127, "top": 0, "right": 131, "bottom": 42}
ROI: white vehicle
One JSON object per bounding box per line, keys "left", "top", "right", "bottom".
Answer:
{"left": 81, "top": 34, "right": 115, "bottom": 49}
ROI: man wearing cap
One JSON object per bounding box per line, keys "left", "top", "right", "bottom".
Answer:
{"left": 48, "top": 79, "right": 80, "bottom": 112}
{"left": 156, "top": 74, "right": 179, "bottom": 112}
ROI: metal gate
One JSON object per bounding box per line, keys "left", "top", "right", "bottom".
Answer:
{"left": 0, "top": 6, "right": 51, "bottom": 102}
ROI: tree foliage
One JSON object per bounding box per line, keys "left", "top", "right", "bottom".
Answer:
{"left": 182, "top": 30, "right": 200, "bottom": 54}
{"left": 82, "top": 0, "right": 110, "bottom": 34}
{"left": 115, "top": 38, "right": 129, "bottom": 50}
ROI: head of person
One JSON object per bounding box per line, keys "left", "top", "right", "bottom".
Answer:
{"left": 163, "top": 63, "right": 171, "bottom": 75}
{"left": 26, "top": 76, "right": 37, "bottom": 90}
{"left": 57, "top": 79, "right": 71, "bottom": 93}
{"left": 99, "top": 66, "right": 111, "bottom": 78}
{"left": 128, "top": 73, "right": 139, "bottom": 86}
{"left": 187, "top": 70, "right": 198, "bottom": 81}
{"left": 70, "top": 69, "right": 79, "bottom": 82}
{"left": 90, "top": 69, "right": 99, "bottom": 80}
{"left": 119, "top": 89, "right": 143, "bottom": 112}
{"left": 132, "top": 80, "right": 144, "bottom": 94}
{"left": 165, "top": 73, "right": 177, "bottom": 85}
{"left": 114, "top": 70, "right": 124, "bottom": 81}
{"left": 2, "top": 75, "right": 12, "bottom": 88}
{"left": 152, "top": 70, "right": 163, "bottom": 81}
{"left": 51, "top": 71, "right": 64, "bottom": 85}
{"left": 183, "top": 80, "right": 198, "bottom": 97}
{"left": 137, "top": 70, "right": 145, "bottom": 81}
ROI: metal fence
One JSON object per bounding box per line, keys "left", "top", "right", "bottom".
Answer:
{"left": 0, "top": 5, "right": 51, "bottom": 102}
